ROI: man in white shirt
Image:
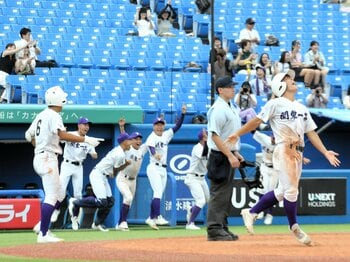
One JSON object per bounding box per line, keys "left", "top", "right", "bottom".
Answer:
{"left": 238, "top": 18, "right": 260, "bottom": 51}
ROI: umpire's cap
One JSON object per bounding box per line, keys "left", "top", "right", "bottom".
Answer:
{"left": 215, "top": 76, "right": 238, "bottom": 93}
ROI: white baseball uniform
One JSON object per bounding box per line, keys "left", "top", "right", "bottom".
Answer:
{"left": 257, "top": 97, "right": 317, "bottom": 202}
{"left": 25, "top": 108, "right": 65, "bottom": 206}
{"left": 116, "top": 144, "right": 148, "bottom": 205}
{"left": 145, "top": 129, "right": 173, "bottom": 199}
{"left": 184, "top": 142, "right": 210, "bottom": 209}
{"left": 253, "top": 131, "right": 278, "bottom": 195}
{"left": 59, "top": 131, "right": 97, "bottom": 200}
{"left": 91, "top": 146, "right": 127, "bottom": 200}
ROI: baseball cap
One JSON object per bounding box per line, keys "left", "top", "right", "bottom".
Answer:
{"left": 117, "top": 132, "right": 131, "bottom": 144}
{"left": 78, "top": 117, "right": 92, "bottom": 125}
{"left": 129, "top": 131, "right": 143, "bottom": 139}
{"left": 215, "top": 76, "right": 238, "bottom": 90}
{"left": 153, "top": 117, "right": 165, "bottom": 125}
{"left": 255, "top": 64, "right": 266, "bottom": 73}
{"left": 245, "top": 17, "right": 255, "bottom": 24}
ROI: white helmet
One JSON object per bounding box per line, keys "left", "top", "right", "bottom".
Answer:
{"left": 45, "top": 86, "right": 67, "bottom": 107}
{"left": 271, "top": 70, "right": 295, "bottom": 97}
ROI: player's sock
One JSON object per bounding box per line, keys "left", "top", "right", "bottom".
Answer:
{"left": 41, "top": 203, "right": 55, "bottom": 236}
{"left": 54, "top": 200, "right": 61, "bottom": 210}
{"left": 189, "top": 205, "right": 201, "bottom": 223}
{"left": 119, "top": 204, "right": 130, "bottom": 224}
{"left": 283, "top": 198, "right": 297, "bottom": 229}
{"left": 151, "top": 198, "right": 160, "bottom": 218}
{"left": 250, "top": 191, "right": 278, "bottom": 214}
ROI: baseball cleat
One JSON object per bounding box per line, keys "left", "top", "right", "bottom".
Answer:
{"left": 37, "top": 232, "right": 64, "bottom": 243}
{"left": 186, "top": 207, "right": 191, "bottom": 224}
{"left": 116, "top": 221, "right": 129, "bottom": 231}
{"left": 155, "top": 215, "right": 169, "bottom": 225}
{"left": 240, "top": 208, "right": 256, "bottom": 235}
{"left": 185, "top": 223, "right": 200, "bottom": 230}
{"left": 291, "top": 224, "right": 312, "bottom": 246}
{"left": 71, "top": 216, "right": 79, "bottom": 231}
{"left": 264, "top": 214, "right": 273, "bottom": 225}
{"left": 145, "top": 217, "right": 159, "bottom": 230}
{"left": 50, "top": 209, "right": 60, "bottom": 223}
{"left": 92, "top": 222, "right": 109, "bottom": 232}
{"left": 33, "top": 221, "right": 41, "bottom": 234}
{"left": 256, "top": 212, "right": 264, "bottom": 220}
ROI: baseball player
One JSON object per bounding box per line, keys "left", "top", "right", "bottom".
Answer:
{"left": 184, "top": 129, "right": 210, "bottom": 230}
{"left": 227, "top": 71, "right": 340, "bottom": 245}
{"left": 115, "top": 118, "right": 148, "bottom": 231}
{"left": 68, "top": 132, "right": 133, "bottom": 232}
{"left": 25, "top": 86, "right": 103, "bottom": 243}
{"left": 145, "top": 105, "right": 187, "bottom": 230}
{"left": 50, "top": 117, "right": 98, "bottom": 223}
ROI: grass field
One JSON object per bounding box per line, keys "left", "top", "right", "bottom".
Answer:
{"left": 1, "top": 224, "right": 350, "bottom": 261}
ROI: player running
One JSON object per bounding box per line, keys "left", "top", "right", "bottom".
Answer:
{"left": 184, "top": 129, "right": 210, "bottom": 230}
{"left": 25, "top": 86, "right": 103, "bottom": 243}
{"left": 115, "top": 118, "right": 148, "bottom": 231}
{"left": 226, "top": 71, "right": 340, "bottom": 245}
{"left": 145, "top": 105, "right": 187, "bottom": 230}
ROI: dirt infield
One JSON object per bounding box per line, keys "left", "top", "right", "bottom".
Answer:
{"left": 1, "top": 233, "right": 350, "bottom": 261}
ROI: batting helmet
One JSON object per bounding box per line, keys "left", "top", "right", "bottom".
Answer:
{"left": 271, "top": 70, "right": 295, "bottom": 97}
{"left": 45, "top": 86, "right": 67, "bottom": 107}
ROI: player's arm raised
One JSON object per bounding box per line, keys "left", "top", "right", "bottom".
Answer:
{"left": 172, "top": 104, "right": 187, "bottom": 133}
{"left": 306, "top": 130, "right": 340, "bottom": 167}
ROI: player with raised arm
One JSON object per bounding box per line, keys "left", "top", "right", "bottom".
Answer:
{"left": 226, "top": 71, "right": 340, "bottom": 245}
{"left": 25, "top": 86, "right": 103, "bottom": 243}
{"left": 115, "top": 118, "right": 148, "bottom": 231}
{"left": 184, "top": 129, "right": 210, "bottom": 230}
{"left": 68, "top": 132, "right": 133, "bottom": 232}
{"left": 145, "top": 105, "right": 187, "bottom": 230}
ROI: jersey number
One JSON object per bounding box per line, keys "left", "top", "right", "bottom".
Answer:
{"left": 36, "top": 119, "right": 42, "bottom": 136}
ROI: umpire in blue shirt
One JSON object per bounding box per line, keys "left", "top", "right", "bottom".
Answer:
{"left": 206, "top": 76, "right": 243, "bottom": 241}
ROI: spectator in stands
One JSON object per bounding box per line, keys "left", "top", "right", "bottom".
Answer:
{"left": 208, "top": 37, "right": 232, "bottom": 73}
{"left": 257, "top": 53, "right": 277, "bottom": 81}
{"left": 306, "top": 85, "right": 328, "bottom": 108}
{"left": 15, "top": 47, "right": 35, "bottom": 75}
{"left": 249, "top": 65, "right": 272, "bottom": 96}
{"left": 234, "top": 81, "right": 258, "bottom": 123}
{"left": 157, "top": 0, "right": 177, "bottom": 37}
{"left": 234, "top": 39, "right": 258, "bottom": 76}
{"left": 343, "top": 85, "right": 350, "bottom": 109}
{"left": 238, "top": 18, "right": 260, "bottom": 51}
{"left": 14, "top": 28, "right": 38, "bottom": 69}
{"left": 276, "top": 51, "right": 292, "bottom": 74}
{"left": 304, "top": 41, "right": 329, "bottom": 89}
{"left": 213, "top": 48, "right": 235, "bottom": 80}
{"left": 134, "top": 7, "right": 156, "bottom": 37}
{"left": 0, "top": 42, "right": 34, "bottom": 103}
{"left": 290, "top": 40, "right": 316, "bottom": 88}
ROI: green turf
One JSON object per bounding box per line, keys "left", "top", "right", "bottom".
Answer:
{"left": 1, "top": 224, "right": 350, "bottom": 262}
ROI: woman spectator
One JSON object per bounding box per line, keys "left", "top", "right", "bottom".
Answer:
{"left": 234, "top": 39, "right": 258, "bottom": 76}
{"left": 290, "top": 40, "right": 316, "bottom": 88}
{"left": 304, "top": 40, "right": 329, "bottom": 88}
{"left": 276, "top": 51, "right": 292, "bottom": 74}
{"left": 343, "top": 85, "right": 350, "bottom": 109}
{"left": 306, "top": 85, "right": 328, "bottom": 108}
{"left": 157, "top": 0, "right": 177, "bottom": 37}
{"left": 257, "top": 53, "right": 277, "bottom": 81}
{"left": 213, "top": 48, "right": 235, "bottom": 80}
{"left": 134, "top": 7, "right": 156, "bottom": 37}
{"left": 249, "top": 65, "right": 271, "bottom": 96}
{"left": 15, "top": 47, "right": 35, "bottom": 75}
{"left": 234, "top": 81, "right": 258, "bottom": 123}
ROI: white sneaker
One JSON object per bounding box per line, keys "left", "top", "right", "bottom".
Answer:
{"left": 256, "top": 212, "right": 264, "bottom": 220}
{"left": 155, "top": 215, "right": 169, "bottom": 225}
{"left": 264, "top": 214, "right": 273, "bottom": 225}
{"left": 71, "top": 216, "right": 79, "bottom": 231}
{"left": 37, "top": 232, "right": 63, "bottom": 243}
{"left": 186, "top": 207, "right": 191, "bottom": 224}
{"left": 68, "top": 198, "right": 77, "bottom": 217}
{"left": 116, "top": 221, "right": 129, "bottom": 231}
{"left": 145, "top": 217, "right": 159, "bottom": 230}
{"left": 291, "top": 224, "right": 312, "bottom": 246}
{"left": 186, "top": 223, "right": 200, "bottom": 230}
{"left": 50, "top": 209, "right": 60, "bottom": 223}
{"left": 91, "top": 222, "right": 109, "bottom": 232}
{"left": 240, "top": 208, "right": 256, "bottom": 235}
{"left": 33, "top": 221, "right": 41, "bottom": 234}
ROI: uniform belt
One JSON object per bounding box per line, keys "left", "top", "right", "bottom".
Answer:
{"left": 38, "top": 151, "right": 58, "bottom": 156}
{"left": 211, "top": 149, "right": 238, "bottom": 155}
{"left": 65, "top": 159, "right": 82, "bottom": 166}
{"left": 94, "top": 167, "right": 109, "bottom": 176}
{"left": 263, "top": 162, "right": 273, "bottom": 168}
{"left": 124, "top": 174, "right": 135, "bottom": 180}
{"left": 193, "top": 173, "right": 205, "bottom": 177}
{"left": 289, "top": 144, "right": 304, "bottom": 152}
{"left": 155, "top": 163, "right": 167, "bottom": 168}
